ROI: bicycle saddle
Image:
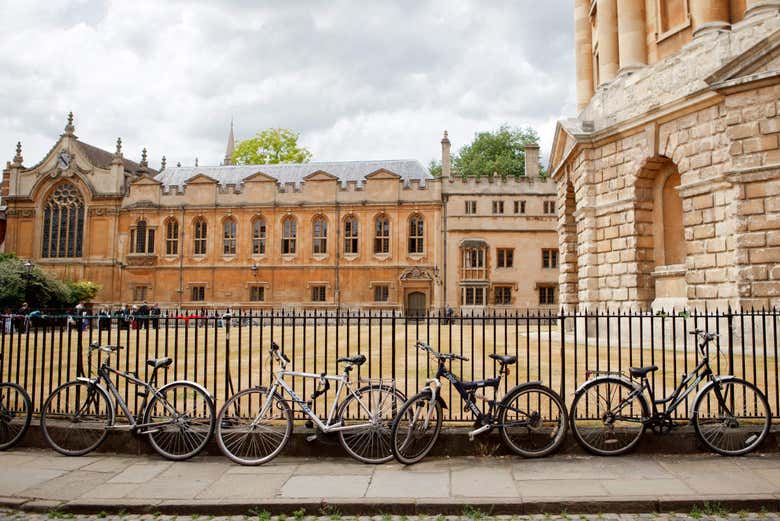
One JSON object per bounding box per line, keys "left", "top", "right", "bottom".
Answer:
{"left": 147, "top": 357, "right": 173, "bottom": 369}
{"left": 629, "top": 365, "right": 658, "bottom": 378}
{"left": 489, "top": 353, "right": 517, "bottom": 365}
{"left": 337, "top": 354, "right": 366, "bottom": 366}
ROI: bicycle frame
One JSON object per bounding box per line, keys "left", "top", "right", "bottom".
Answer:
{"left": 81, "top": 353, "right": 180, "bottom": 432}
{"left": 259, "top": 368, "right": 380, "bottom": 434}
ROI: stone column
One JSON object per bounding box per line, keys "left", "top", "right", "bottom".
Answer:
{"left": 617, "top": 0, "right": 646, "bottom": 73}
{"left": 745, "top": 0, "right": 780, "bottom": 17}
{"left": 597, "top": 0, "right": 619, "bottom": 84}
{"left": 524, "top": 143, "right": 540, "bottom": 177}
{"left": 690, "top": 0, "right": 731, "bottom": 37}
{"left": 575, "top": 0, "right": 594, "bottom": 111}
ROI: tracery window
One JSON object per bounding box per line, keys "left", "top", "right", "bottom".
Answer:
{"left": 42, "top": 183, "right": 85, "bottom": 258}
{"left": 312, "top": 216, "right": 327, "bottom": 255}
{"left": 223, "top": 217, "right": 237, "bottom": 255}
{"left": 130, "top": 220, "right": 155, "bottom": 254}
{"left": 252, "top": 218, "right": 266, "bottom": 255}
{"left": 344, "top": 216, "right": 358, "bottom": 255}
{"left": 374, "top": 215, "right": 390, "bottom": 254}
{"left": 408, "top": 214, "right": 424, "bottom": 254}
{"left": 165, "top": 219, "right": 179, "bottom": 256}
{"left": 193, "top": 218, "right": 208, "bottom": 255}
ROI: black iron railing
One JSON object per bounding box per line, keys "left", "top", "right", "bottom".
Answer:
{"left": 0, "top": 308, "right": 777, "bottom": 423}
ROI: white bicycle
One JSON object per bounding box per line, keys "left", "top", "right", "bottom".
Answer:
{"left": 215, "top": 341, "right": 404, "bottom": 465}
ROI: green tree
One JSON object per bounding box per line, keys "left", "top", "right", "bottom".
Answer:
{"left": 232, "top": 128, "right": 312, "bottom": 165}
{"left": 428, "top": 159, "right": 442, "bottom": 177}
{"left": 0, "top": 255, "right": 100, "bottom": 310}
{"left": 453, "top": 125, "right": 543, "bottom": 179}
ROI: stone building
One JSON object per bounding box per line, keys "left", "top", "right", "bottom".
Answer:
{"left": 549, "top": 0, "right": 780, "bottom": 310}
{"left": 1, "top": 118, "right": 559, "bottom": 312}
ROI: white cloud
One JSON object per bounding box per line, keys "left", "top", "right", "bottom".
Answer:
{"left": 0, "top": 0, "right": 575, "bottom": 171}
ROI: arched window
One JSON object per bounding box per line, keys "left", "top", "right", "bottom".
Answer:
{"left": 374, "top": 215, "right": 390, "bottom": 254}
{"left": 193, "top": 218, "right": 208, "bottom": 255}
{"left": 282, "top": 216, "right": 297, "bottom": 254}
{"left": 313, "top": 216, "right": 327, "bottom": 255}
{"left": 42, "top": 182, "right": 85, "bottom": 258}
{"left": 408, "top": 214, "right": 424, "bottom": 254}
{"left": 344, "top": 216, "right": 358, "bottom": 254}
{"left": 130, "top": 219, "right": 154, "bottom": 254}
{"left": 165, "top": 218, "right": 179, "bottom": 256}
{"left": 223, "top": 217, "right": 237, "bottom": 255}
{"left": 252, "top": 217, "right": 266, "bottom": 255}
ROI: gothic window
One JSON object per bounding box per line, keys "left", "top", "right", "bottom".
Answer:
{"left": 313, "top": 216, "right": 328, "bottom": 255}
{"left": 223, "top": 217, "right": 237, "bottom": 255}
{"left": 374, "top": 215, "right": 390, "bottom": 254}
{"left": 130, "top": 220, "right": 155, "bottom": 254}
{"left": 252, "top": 218, "right": 266, "bottom": 255}
{"left": 344, "top": 216, "right": 358, "bottom": 255}
{"left": 165, "top": 219, "right": 179, "bottom": 256}
{"left": 193, "top": 218, "right": 207, "bottom": 255}
{"left": 408, "top": 214, "right": 424, "bottom": 254}
{"left": 282, "top": 216, "right": 297, "bottom": 254}
{"left": 41, "top": 183, "right": 85, "bottom": 258}
{"left": 461, "top": 245, "right": 487, "bottom": 280}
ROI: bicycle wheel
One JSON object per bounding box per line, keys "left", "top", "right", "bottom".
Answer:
{"left": 693, "top": 378, "right": 771, "bottom": 456}
{"left": 569, "top": 377, "right": 649, "bottom": 456}
{"left": 336, "top": 384, "right": 405, "bottom": 464}
{"left": 216, "top": 387, "right": 293, "bottom": 465}
{"left": 390, "top": 389, "right": 443, "bottom": 465}
{"left": 143, "top": 381, "right": 215, "bottom": 461}
{"left": 0, "top": 383, "right": 32, "bottom": 450}
{"left": 40, "top": 381, "right": 112, "bottom": 456}
{"left": 499, "top": 383, "right": 568, "bottom": 458}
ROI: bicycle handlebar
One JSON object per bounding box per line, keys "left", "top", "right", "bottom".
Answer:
{"left": 269, "top": 341, "right": 290, "bottom": 365}
{"left": 416, "top": 341, "right": 469, "bottom": 362}
{"left": 88, "top": 342, "right": 124, "bottom": 353}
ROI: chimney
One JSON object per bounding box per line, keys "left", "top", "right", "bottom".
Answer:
{"left": 441, "top": 130, "right": 451, "bottom": 179}
{"left": 524, "top": 142, "right": 540, "bottom": 177}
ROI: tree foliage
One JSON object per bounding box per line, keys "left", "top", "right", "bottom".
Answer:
{"left": 232, "top": 128, "right": 313, "bottom": 165}
{"left": 447, "top": 125, "right": 543, "bottom": 179}
{"left": 0, "top": 254, "right": 101, "bottom": 310}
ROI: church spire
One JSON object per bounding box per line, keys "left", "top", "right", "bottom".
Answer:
{"left": 224, "top": 119, "right": 235, "bottom": 166}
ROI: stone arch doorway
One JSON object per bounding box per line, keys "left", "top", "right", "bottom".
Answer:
{"left": 636, "top": 156, "right": 687, "bottom": 310}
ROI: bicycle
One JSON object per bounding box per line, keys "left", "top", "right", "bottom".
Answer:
{"left": 390, "top": 341, "right": 568, "bottom": 465}
{"left": 40, "top": 342, "right": 216, "bottom": 460}
{"left": 569, "top": 329, "right": 772, "bottom": 456}
{"left": 215, "top": 341, "right": 405, "bottom": 465}
{"left": 0, "top": 353, "right": 32, "bottom": 450}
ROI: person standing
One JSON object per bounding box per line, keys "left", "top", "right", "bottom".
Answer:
{"left": 150, "top": 303, "right": 161, "bottom": 329}
{"left": 138, "top": 301, "right": 150, "bottom": 330}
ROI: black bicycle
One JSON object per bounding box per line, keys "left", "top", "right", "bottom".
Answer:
{"left": 40, "top": 342, "right": 216, "bottom": 460}
{"left": 0, "top": 353, "right": 32, "bottom": 450}
{"left": 569, "top": 329, "right": 772, "bottom": 456}
{"left": 390, "top": 341, "right": 568, "bottom": 464}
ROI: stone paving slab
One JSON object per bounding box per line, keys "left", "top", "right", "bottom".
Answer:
{"left": 2, "top": 449, "right": 780, "bottom": 514}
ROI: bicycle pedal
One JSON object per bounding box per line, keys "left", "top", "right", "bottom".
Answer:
{"left": 305, "top": 434, "right": 318, "bottom": 443}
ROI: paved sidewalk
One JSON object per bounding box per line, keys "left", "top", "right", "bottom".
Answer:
{"left": 2, "top": 449, "right": 780, "bottom": 514}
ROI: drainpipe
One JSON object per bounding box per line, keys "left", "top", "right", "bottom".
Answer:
{"left": 178, "top": 205, "right": 184, "bottom": 310}
{"left": 335, "top": 202, "right": 341, "bottom": 309}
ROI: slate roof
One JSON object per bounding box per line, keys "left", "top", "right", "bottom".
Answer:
{"left": 76, "top": 141, "right": 154, "bottom": 176}
{"left": 155, "top": 159, "right": 432, "bottom": 188}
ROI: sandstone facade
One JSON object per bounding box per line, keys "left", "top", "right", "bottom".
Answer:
{"left": 550, "top": 1, "right": 780, "bottom": 310}
{"left": 1, "top": 123, "right": 559, "bottom": 313}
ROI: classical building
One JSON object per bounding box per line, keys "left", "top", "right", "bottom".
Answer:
{"left": 1, "top": 117, "right": 559, "bottom": 312}
{"left": 550, "top": 0, "right": 780, "bottom": 310}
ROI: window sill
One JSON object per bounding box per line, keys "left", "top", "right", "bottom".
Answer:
{"left": 342, "top": 253, "right": 358, "bottom": 261}
{"left": 312, "top": 254, "right": 328, "bottom": 261}
{"left": 407, "top": 253, "right": 425, "bottom": 261}
{"left": 281, "top": 254, "right": 297, "bottom": 261}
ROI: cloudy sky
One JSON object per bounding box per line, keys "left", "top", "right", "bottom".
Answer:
{"left": 0, "top": 0, "right": 576, "bottom": 171}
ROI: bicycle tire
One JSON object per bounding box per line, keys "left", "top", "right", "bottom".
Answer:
{"left": 693, "top": 377, "right": 771, "bottom": 456}
{"left": 390, "top": 389, "right": 443, "bottom": 465}
{"left": 569, "top": 377, "right": 649, "bottom": 456}
{"left": 498, "top": 383, "right": 568, "bottom": 458}
{"left": 143, "top": 381, "right": 215, "bottom": 461}
{"left": 40, "top": 380, "right": 113, "bottom": 456}
{"left": 336, "top": 383, "right": 405, "bottom": 464}
{"left": 0, "top": 382, "right": 32, "bottom": 450}
{"left": 216, "top": 387, "right": 293, "bottom": 465}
